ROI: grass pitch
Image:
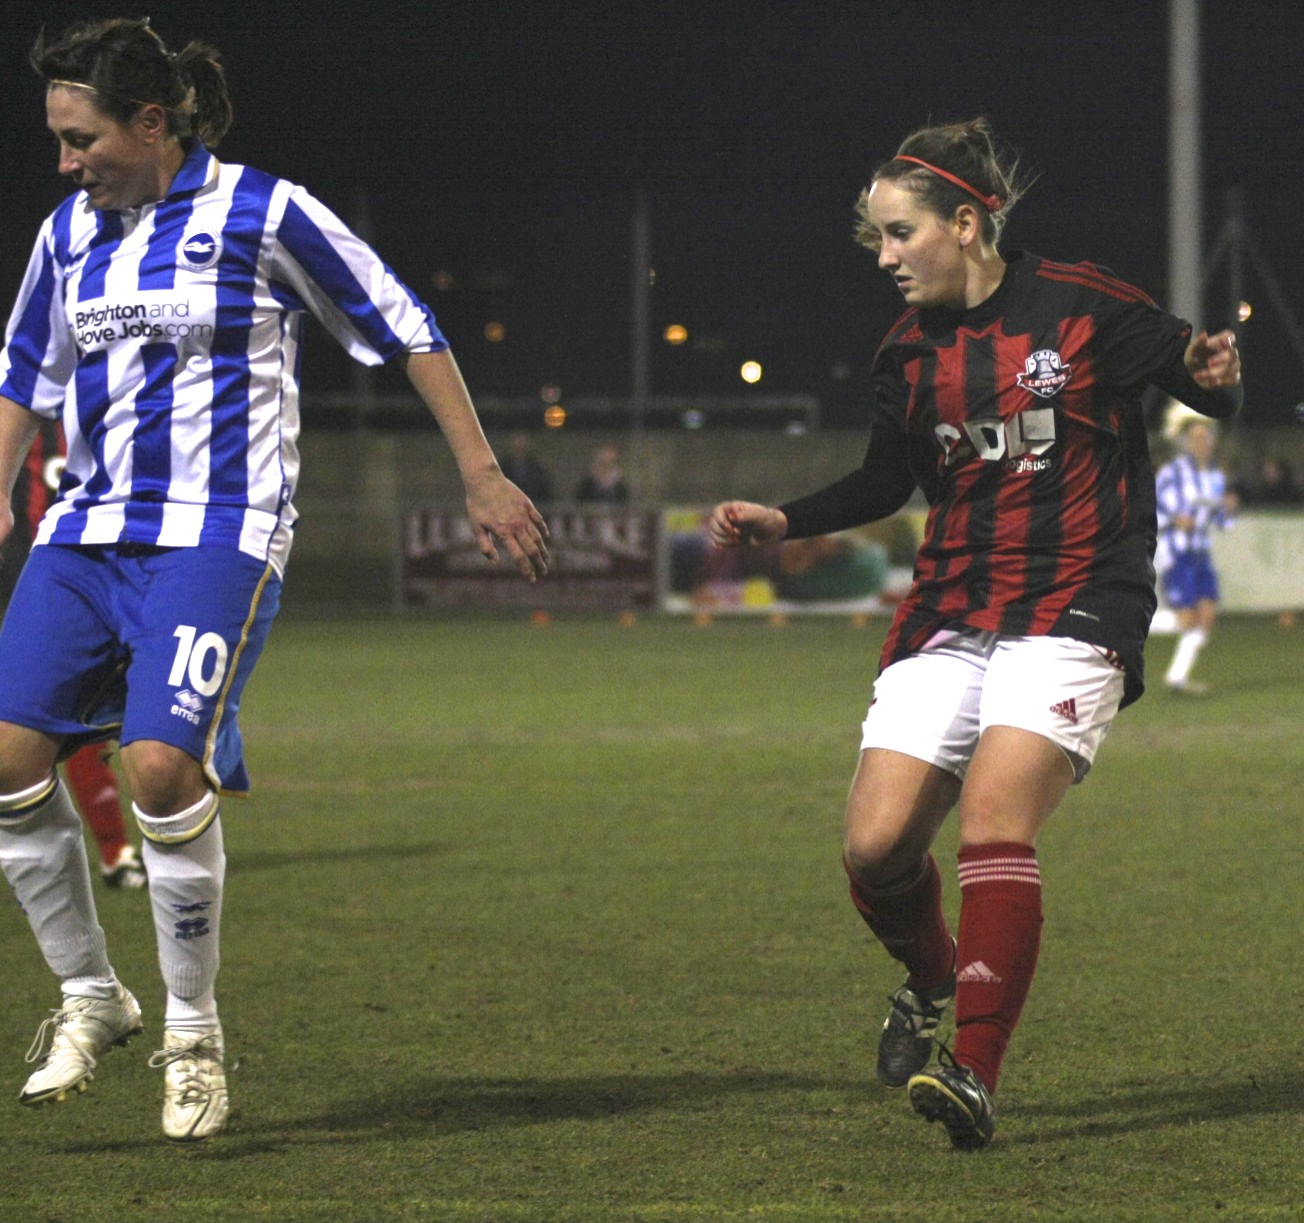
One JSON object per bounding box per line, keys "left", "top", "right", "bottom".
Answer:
{"left": 0, "top": 613, "right": 1301, "bottom": 1220}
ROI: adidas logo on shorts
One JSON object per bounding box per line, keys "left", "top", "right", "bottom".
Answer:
{"left": 1049, "top": 697, "right": 1078, "bottom": 723}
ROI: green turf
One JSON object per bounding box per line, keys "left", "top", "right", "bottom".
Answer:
{"left": 1, "top": 614, "right": 1301, "bottom": 1220}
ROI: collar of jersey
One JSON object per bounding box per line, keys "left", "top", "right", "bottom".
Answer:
{"left": 84, "top": 141, "right": 218, "bottom": 215}
{"left": 166, "top": 141, "right": 219, "bottom": 200}
{"left": 920, "top": 249, "right": 1026, "bottom": 331}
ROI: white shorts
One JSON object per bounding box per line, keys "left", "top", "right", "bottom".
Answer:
{"left": 860, "top": 630, "right": 1126, "bottom": 784}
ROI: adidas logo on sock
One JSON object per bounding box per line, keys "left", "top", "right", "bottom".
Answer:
{"left": 1049, "top": 697, "right": 1078, "bottom": 723}
{"left": 957, "top": 960, "right": 1002, "bottom": 984}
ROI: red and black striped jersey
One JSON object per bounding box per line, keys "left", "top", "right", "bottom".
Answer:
{"left": 782, "top": 250, "right": 1238, "bottom": 706}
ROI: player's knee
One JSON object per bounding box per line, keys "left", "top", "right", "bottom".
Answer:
{"left": 134, "top": 791, "right": 219, "bottom": 844}
{"left": 0, "top": 723, "right": 63, "bottom": 796}
{"left": 120, "top": 739, "right": 207, "bottom": 815}
{"left": 843, "top": 822, "right": 917, "bottom": 885}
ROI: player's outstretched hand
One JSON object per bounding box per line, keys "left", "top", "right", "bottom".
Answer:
{"left": 1185, "top": 328, "right": 1241, "bottom": 389}
{"left": 708, "top": 500, "right": 788, "bottom": 548}
{"left": 465, "top": 471, "right": 550, "bottom": 581}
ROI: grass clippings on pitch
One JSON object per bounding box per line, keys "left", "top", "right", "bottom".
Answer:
{"left": 0, "top": 614, "right": 1301, "bottom": 1221}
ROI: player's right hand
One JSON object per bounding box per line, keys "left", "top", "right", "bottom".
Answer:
{"left": 708, "top": 501, "right": 788, "bottom": 548}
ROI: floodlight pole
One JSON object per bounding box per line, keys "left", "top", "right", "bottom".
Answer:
{"left": 1168, "top": 0, "right": 1202, "bottom": 328}
{"left": 630, "top": 188, "right": 651, "bottom": 496}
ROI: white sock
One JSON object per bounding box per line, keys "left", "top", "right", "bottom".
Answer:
{"left": 0, "top": 778, "right": 114, "bottom": 987}
{"left": 142, "top": 809, "right": 224, "bottom": 1012}
{"left": 165, "top": 991, "right": 220, "bottom": 1034}
{"left": 1165, "top": 628, "right": 1207, "bottom": 685}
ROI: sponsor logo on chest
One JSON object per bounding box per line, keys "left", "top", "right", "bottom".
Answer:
{"left": 70, "top": 290, "right": 216, "bottom": 354}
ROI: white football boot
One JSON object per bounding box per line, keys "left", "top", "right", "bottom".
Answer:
{"left": 101, "top": 843, "right": 148, "bottom": 889}
{"left": 20, "top": 981, "right": 143, "bottom": 1105}
{"left": 149, "top": 1027, "right": 229, "bottom": 1141}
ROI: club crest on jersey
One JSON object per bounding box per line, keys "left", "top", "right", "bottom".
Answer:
{"left": 178, "top": 232, "right": 222, "bottom": 271}
{"left": 1016, "top": 349, "right": 1072, "bottom": 399}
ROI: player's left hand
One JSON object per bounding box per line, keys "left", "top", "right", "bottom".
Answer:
{"left": 465, "top": 471, "right": 550, "bottom": 581}
{"left": 1185, "top": 328, "right": 1241, "bottom": 389}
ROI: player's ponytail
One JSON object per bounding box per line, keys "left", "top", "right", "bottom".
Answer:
{"left": 173, "top": 42, "right": 233, "bottom": 148}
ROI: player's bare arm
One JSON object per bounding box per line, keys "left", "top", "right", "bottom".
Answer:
{"left": 0, "top": 396, "right": 40, "bottom": 550}
{"left": 404, "top": 349, "right": 550, "bottom": 581}
{"left": 708, "top": 501, "right": 789, "bottom": 548}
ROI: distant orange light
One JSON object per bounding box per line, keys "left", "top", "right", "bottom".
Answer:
{"left": 663, "top": 324, "right": 688, "bottom": 345}
{"left": 740, "top": 360, "right": 763, "bottom": 384}
{"left": 1237, "top": 300, "right": 1253, "bottom": 322}
{"left": 484, "top": 321, "right": 506, "bottom": 342}
{"left": 543, "top": 405, "right": 567, "bottom": 428}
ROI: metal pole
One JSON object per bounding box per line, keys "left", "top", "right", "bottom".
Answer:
{"left": 630, "top": 188, "right": 651, "bottom": 497}
{"left": 1168, "top": 0, "right": 1202, "bottom": 327}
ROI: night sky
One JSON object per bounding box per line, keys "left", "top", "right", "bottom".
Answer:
{"left": 3, "top": 1, "right": 1302, "bottom": 425}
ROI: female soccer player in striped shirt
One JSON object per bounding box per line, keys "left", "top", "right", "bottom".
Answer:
{"left": 1154, "top": 413, "right": 1237, "bottom": 694}
{"left": 0, "top": 17, "right": 548, "bottom": 1142}
{"left": 710, "top": 118, "right": 1241, "bottom": 1149}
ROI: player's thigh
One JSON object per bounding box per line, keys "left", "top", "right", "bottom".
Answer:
{"left": 0, "top": 723, "right": 63, "bottom": 792}
{"left": 119, "top": 547, "right": 281, "bottom": 793}
{"left": 957, "top": 725, "right": 1074, "bottom": 847}
{"left": 962, "top": 635, "right": 1126, "bottom": 841}
{"left": 847, "top": 638, "right": 983, "bottom": 876}
{"left": 0, "top": 546, "right": 125, "bottom": 747}
{"left": 844, "top": 748, "right": 959, "bottom": 880}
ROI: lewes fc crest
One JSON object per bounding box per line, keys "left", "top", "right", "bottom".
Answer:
{"left": 1016, "top": 349, "right": 1071, "bottom": 399}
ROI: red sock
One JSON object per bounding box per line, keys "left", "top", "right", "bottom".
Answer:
{"left": 63, "top": 745, "right": 129, "bottom": 868}
{"left": 844, "top": 854, "right": 954, "bottom": 990}
{"left": 952, "top": 842, "right": 1043, "bottom": 1094}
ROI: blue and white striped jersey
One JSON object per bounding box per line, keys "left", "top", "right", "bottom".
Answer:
{"left": 0, "top": 141, "right": 446, "bottom": 575}
{"left": 1154, "top": 452, "right": 1231, "bottom": 562}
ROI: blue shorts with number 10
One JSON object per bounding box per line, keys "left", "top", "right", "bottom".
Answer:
{"left": 0, "top": 544, "right": 281, "bottom": 795}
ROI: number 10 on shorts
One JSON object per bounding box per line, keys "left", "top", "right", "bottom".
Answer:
{"left": 169, "top": 625, "right": 230, "bottom": 698}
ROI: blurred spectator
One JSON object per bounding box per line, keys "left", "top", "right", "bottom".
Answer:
{"left": 1237, "top": 455, "right": 1304, "bottom": 507}
{"left": 500, "top": 432, "right": 554, "bottom": 505}
{"left": 575, "top": 444, "right": 629, "bottom": 504}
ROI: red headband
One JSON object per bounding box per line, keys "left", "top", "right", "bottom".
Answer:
{"left": 892, "top": 155, "right": 1003, "bottom": 212}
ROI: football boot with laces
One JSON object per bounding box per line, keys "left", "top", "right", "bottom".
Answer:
{"left": 20, "top": 982, "right": 143, "bottom": 1105}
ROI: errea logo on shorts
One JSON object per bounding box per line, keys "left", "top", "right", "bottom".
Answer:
{"left": 171, "top": 689, "right": 204, "bottom": 725}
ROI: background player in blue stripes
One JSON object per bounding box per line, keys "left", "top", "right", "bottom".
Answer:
{"left": 1155, "top": 410, "right": 1237, "bottom": 694}
{"left": 0, "top": 17, "right": 548, "bottom": 1142}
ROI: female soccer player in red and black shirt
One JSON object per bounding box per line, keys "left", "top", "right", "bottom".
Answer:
{"left": 710, "top": 118, "right": 1241, "bottom": 1149}
{"left": 2, "top": 421, "right": 145, "bottom": 889}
